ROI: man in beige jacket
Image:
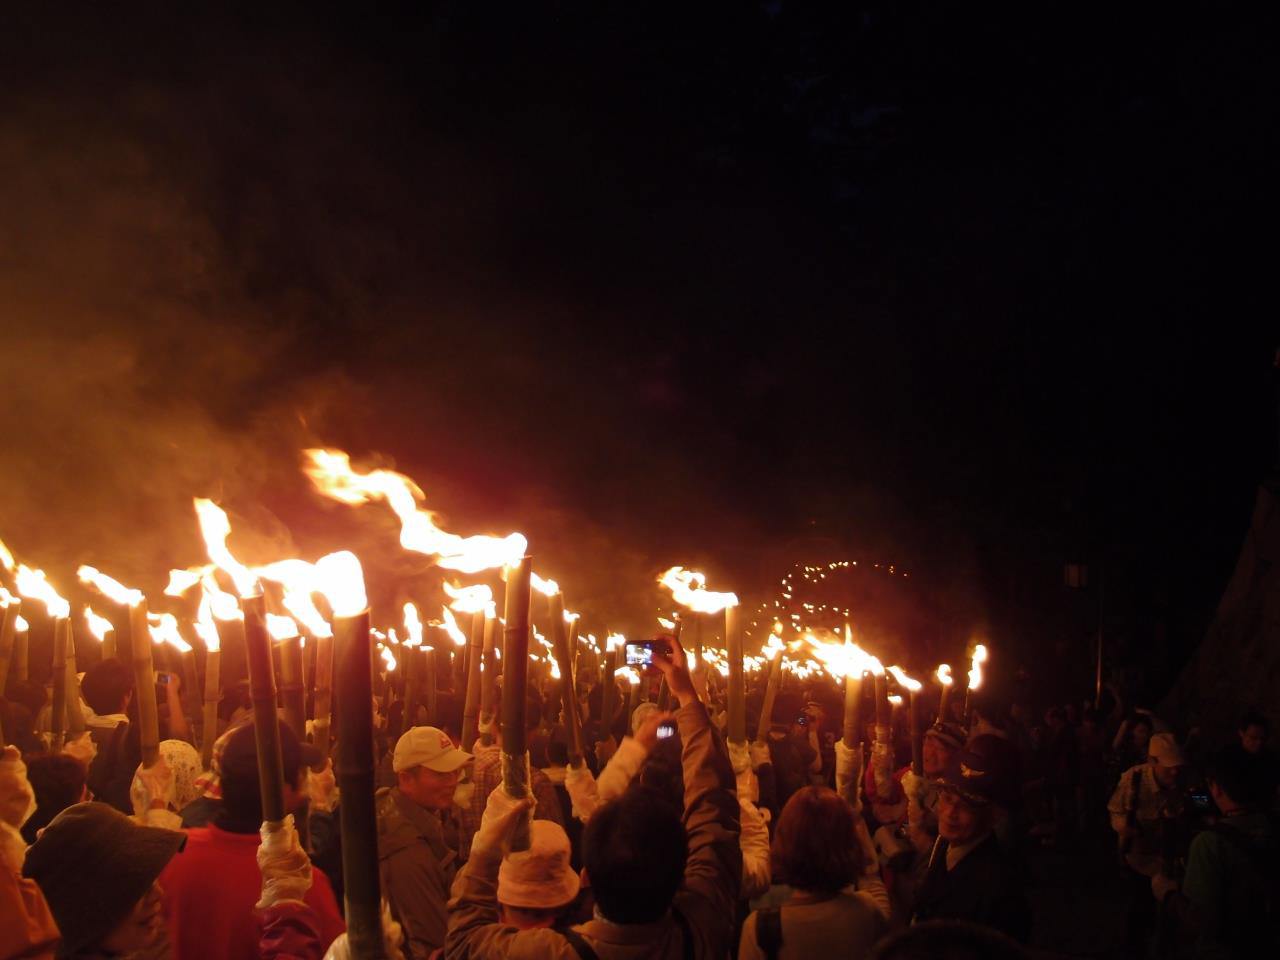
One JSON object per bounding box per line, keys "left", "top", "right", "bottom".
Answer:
{"left": 446, "top": 632, "right": 741, "bottom": 960}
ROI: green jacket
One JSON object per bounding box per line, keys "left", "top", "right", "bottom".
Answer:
{"left": 376, "top": 786, "right": 459, "bottom": 959}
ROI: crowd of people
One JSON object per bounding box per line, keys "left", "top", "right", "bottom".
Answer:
{"left": 1, "top": 633, "right": 1276, "bottom": 958}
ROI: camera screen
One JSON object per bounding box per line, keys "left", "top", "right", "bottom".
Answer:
{"left": 625, "top": 642, "right": 653, "bottom": 667}
{"left": 657, "top": 721, "right": 675, "bottom": 739}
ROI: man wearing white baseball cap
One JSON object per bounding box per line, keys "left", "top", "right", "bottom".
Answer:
{"left": 376, "top": 726, "right": 472, "bottom": 958}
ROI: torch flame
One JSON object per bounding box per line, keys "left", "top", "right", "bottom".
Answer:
{"left": 83, "top": 607, "right": 114, "bottom": 643}
{"left": 936, "top": 663, "right": 953, "bottom": 687}
{"left": 657, "top": 617, "right": 675, "bottom": 631}
{"left": 443, "top": 582, "right": 494, "bottom": 614}
{"left": 563, "top": 609, "right": 579, "bottom": 624}
{"left": 605, "top": 632, "right": 627, "bottom": 652}
{"left": 164, "top": 565, "right": 215, "bottom": 597}
{"left": 614, "top": 665, "right": 640, "bottom": 686}
{"left": 266, "top": 613, "right": 300, "bottom": 641}
{"left": 303, "top": 448, "right": 528, "bottom": 572}
{"left": 380, "top": 646, "right": 397, "bottom": 672}
{"left": 968, "top": 644, "right": 988, "bottom": 691}
{"left": 14, "top": 615, "right": 29, "bottom": 632}
{"left": 403, "top": 603, "right": 424, "bottom": 647}
{"left": 0, "top": 586, "right": 15, "bottom": 607}
{"left": 314, "top": 551, "right": 368, "bottom": 619}
{"left": 0, "top": 536, "right": 14, "bottom": 571}
{"left": 887, "top": 693, "right": 904, "bottom": 707}
{"left": 201, "top": 574, "right": 243, "bottom": 622}
{"left": 16, "top": 564, "right": 70, "bottom": 619}
{"left": 804, "top": 625, "right": 869, "bottom": 680}
{"left": 888, "top": 665, "right": 923, "bottom": 692}
{"left": 254, "top": 559, "right": 335, "bottom": 639}
{"left": 431, "top": 606, "right": 467, "bottom": 647}
{"left": 530, "top": 573, "right": 560, "bottom": 597}
{"left": 78, "top": 565, "right": 145, "bottom": 607}
{"left": 148, "top": 612, "right": 191, "bottom": 653}
{"left": 194, "top": 593, "right": 220, "bottom": 652}
{"left": 657, "top": 566, "right": 738, "bottom": 614}
{"left": 193, "top": 499, "right": 259, "bottom": 597}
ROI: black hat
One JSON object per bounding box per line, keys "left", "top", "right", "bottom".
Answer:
{"left": 219, "top": 715, "right": 323, "bottom": 789}
{"left": 935, "top": 750, "right": 1001, "bottom": 807}
{"left": 23, "top": 801, "right": 185, "bottom": 955}
{"left": 924, "top": 721, "right": 967, "bottom": 752}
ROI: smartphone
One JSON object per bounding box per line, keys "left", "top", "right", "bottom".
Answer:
{"left": 796, "top": 714, "right": 808, "bottom": 726}
{"left": 1188, "top": 790, "right": 1212, "bottom": 813}
{"left": 657, "top": 721, "right": 676, "bottom": 740}
{"left": 156, "top": 672, "right": 170, "bottom": 686}
{"left": 625, "top": 641, "right": 655, "bottom": 667}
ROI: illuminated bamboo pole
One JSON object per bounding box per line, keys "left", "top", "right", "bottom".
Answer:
{"left": 0, "top": 602, "right": 18, "bottom": 696}
{"left": 422, "top": 646, "right": 438, "bottom": 723}
{"left": 201, "top": 645, "right": 221, "bottom": 771}
{"left": 101, "top": 626, "right": 116, "bottom": 662}
{"left": 479, "top": 615, "right": 498, "bottom": 746}
{"left": 501, "top": 556, "right": 533, "bottom": 853}
{"left": 330, "top": 597, "right": 384, "bottom": 957}
{"left": 599, "top": 638, "right": 619, "bottom": 735}
{"left": 278, "top": 633, "right": 306, "bottom": 741}
{"left": 11, "top": 617, "right": 29, "bottom": 684}
{"left": 843, "top": 667, "right": 862, "bottom": 749}
{"left": 130, "top": 601, "right": 160, "bottom": 767}
{"left": 215, "top": 617, "right": 247, "bottom": 695}
{"left": 625, "top": 670, "right": 641, "bottom": 722}
{"left": 548, "top": 594, "right": 582, "bottom": 765}
{"left": 399, "top": 636, "right": 418, "bottom": 737}
{"left": 756, "top": 651, "right": 783, "bottom": 742}
{"left": 312, "top": 632, "right": 334, "bottom": 763}
{"left": 462, "top": 611, "right": 486, "bottom": 752}
{"left": 63, "top": 619, "right": 85, "bottom": 735}
{"left": 241, "top": 594, "right": 285, "bottom": 823}
{"left": 909, "top": 688, "right": 922, "bottom": 775}
{"left": 725, "top": 605, "right": 746, "bottom": 745}
{"left": 937, "top": 667, "right": 952, "bottom": 725}
{"left": 50, "top": 618, "right": 70, "bottom": 752}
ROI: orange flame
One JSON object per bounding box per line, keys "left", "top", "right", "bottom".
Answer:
{"left": 314, "top": 550, "right": 368, "bottom": 619}
{"left": 194, "top": 593, "right": 220, "bottom": 652}
{"left": 403, "top": 602, "right": 424, "bottom": 647}
{"left": 887, "top": 693, "right": 904, "bottom": 707}
{"left": 148, "top": 612, "right": 191, "bottom": 653}
{"left": 254, "top": 559, "right": 334, "bottom": 639}
{"left": 614, "top": 665, "right": 640, "bottom": 686}
{"left": 935, "top": 663, "right": 953, "bottom": 687}
{"left": 77, "top": 565, "right": 145, "bottom": 607}
{"left": 83, "top": 607, "right": 114, "bottom": 643}
{"left": 16, "top": 565, "right": 70, "bottom": 619}
{"left": 0, "top": 536, "right": 14, "bottom": 572}
{"left": 431, "top": 606, "right": 467, "bottom": 647}
{"left": 530, "top": 573, "right": 560, "bottom": 597}
{"left": 888, "top": 665, "right": 923, "bottom": 693}
{"left": 266, "top": 613, "right": 300, "bottom": 641}
{"left": 442, "top": 581, "right": 493, "bottom": 614}
{"left": 657, "top": 616, "right": 675, "bottom": 631}
{"left": 164, "top": 565, "right": 215, "bottom": 597}
{"left": 0, "top": 586, "right": 17, "bottom": 607}
{"left": 201, "top": 574, "right": 243, "bottom": 622}
{"left": 14, "top": 615, "right": 29, "bottom": 632}
{"left": 967, "top": 643, "right": 988, "bottom": 691}
{"left": 380, "top": 645, "right": 397, "bottom": 672}
{"left": 804, "top": 625, "right": 870, "bottom": 680}
{"left": 302, "top": 449, "right": 528, "bottom": 573}
{"left": 193, "top": 499, "right": 259, "bottom": 597}
{"left": 657, "top": 566, "right": 738, "bottom": 614}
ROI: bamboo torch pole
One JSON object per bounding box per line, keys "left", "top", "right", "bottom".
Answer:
{"left": 312, "top": 631, "right": 334, "bottom": 763}
{"left": 130, "top": 600, "right": 160, "bottom": 767}
{"left": 278, "top": 632, "right": 307, "bottom": 742}
{"left": 600, "top": 637, "right": 619, "bottom": 737}
{"left": 318, "top": 552, "right": 385, "bottom": 959}
{"left": 422, "top": 646, "right": 438, "bottom": 724}
{"left": 725, "top": 605, "right": 746, "bottom": 746}
{"left": 479, "top": 615, "right": 498, "bottom": 746}
{"left": 63, "top": 619, "right": 85, "bottom": 736}
{"left": 501, "top": 556, "right": 533, "bottom": 853}
{"left": 200, "top": 641, "right": 221, "bottom": 771}
{"left": 50, "top": 617, "right": 69, "bottom": 753}
{"left": 399, "top": 636, "right": 418, "bottom": 737}
{"left": 935, "top": 665, "right": 952, "bottom": 725}
{"left": 462, "top": 610, "right": 487, "bottom": 752}
{"left": 12, "top": 617, "right": 29, "bottom": 684}
{"left": 549, "top": 595, "right": 583, "bottom": 766}
{"left": 756, "top": 647, "right": 783, "bottom": 742}
{"left": 0, "top": 602, "right": 18, "bottom": 701}
{"left": 241, "top": 594, "right": 286, "bottom": 824}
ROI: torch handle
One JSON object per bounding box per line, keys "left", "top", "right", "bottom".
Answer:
{"left": 549, "top": 594, "right": 583, "bottom": 765}
{"left": 201, "top": 649, "right": 221, "bottom": 771}
{"left": 50, "top": 618, "right": 69, "bottom": 752}
{"left": 0, "top": 605, "right": 16, "bottom": 697}
{"left": 312, "top": 634, "right": 334, "bottom": 763}
{"left": 279, "top": 636, "right": 306, "bottom": 741}
{"left": 242, "top": 595, "right": 286, "bottom": 823}
{"left": 479, "top": 615, "right": 498, "bottom": 746}
{"left": 725, "top": 606, "right": 746, "bottom": 745}
{"left": 909, "top": 691, "right": 923, "bottom": 776}
{"left": 64, "top": 621, "right": 86, "bottom": 735}
{"left": 843, "top": 674, "right": 862, "bottom": 749}
{"left": 130, "top": 602, "right": 160, "bottom": 767}
{"left": 462, "top": 612, "right": 485, "bottom": 752}
{"left": 501, "top": 557, "right": 533, "bottom": 853}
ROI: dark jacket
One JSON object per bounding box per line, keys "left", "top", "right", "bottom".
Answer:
{"left": 85, "top": 717, "right": 139, "bottom": 814}
{"left": 376, "top": 787, "right": 459, "bottom": 959}
{"left": 913, "top": 834, "right": 1031, "bottom": 942}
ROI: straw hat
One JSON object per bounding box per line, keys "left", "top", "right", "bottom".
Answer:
{"left": 497, "top": 819, "right": 580, "bottom": 910}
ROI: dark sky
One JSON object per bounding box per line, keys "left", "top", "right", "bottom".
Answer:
{"left": 0, "top": 4, "right": 1272, "bottom": 691}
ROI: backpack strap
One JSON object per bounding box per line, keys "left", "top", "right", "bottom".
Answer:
{"left": 559, "top": 927, "right": 601, "bottom": 960}
{"left": 755, "top": 907, "right": 783, "bottom": 960}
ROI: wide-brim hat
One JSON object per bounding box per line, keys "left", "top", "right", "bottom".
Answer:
{"left": 497, "top": 819, "right": 580, "bottom": 910}
{"left": 24, "top": 801, "right": 185, "bottom": 955}
{"left": 935, "top": 750, "right": 1000, "bottom": 807}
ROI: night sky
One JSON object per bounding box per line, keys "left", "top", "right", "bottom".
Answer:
{"left": 0, "top": 5, "right": 1272, "bottom": 701}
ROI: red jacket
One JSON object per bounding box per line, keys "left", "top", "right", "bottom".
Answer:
{"left": 160, "top": 823, "right": 345, "bottom": 960}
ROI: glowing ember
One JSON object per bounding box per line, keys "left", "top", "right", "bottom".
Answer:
{"left": 658, "top": 566, "right": 738, "bottom": 614}
{"left": 83, "top": 607, "right": 114, "bottom": 643}
{"left": 443, "top": 581, "right": 494, "bottom": 614}
{"left": 193, "top": 498, "right": 259, "bottom": 597}
{"left": 968, "top": 643, "right": 989, "bottom": 691}
{"left": 15, "top": 565, "right": 70, "bottom": 619}
{"left": 888, "top": 665, "right": 923, "bottom": 692}
{"left": 303, "top": 448, "right": 528, "bottom": 572}
{"left": 314, "top": 551, "right": 369, "bottom": 618}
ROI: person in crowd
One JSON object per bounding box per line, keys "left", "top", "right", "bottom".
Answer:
{"left": 1151, "top": 745, "right": 1278, "bottom": 958}
{"left": 446, "top": 632, "right": 741, "bottom": 960}
{"left": 912, "top": 749, "right": 1031, "bottom": 942}
{"left": 868, "top": 721, "right": 967, "bottom": 852}
{"left": 377, "top": 724, "right": 473, "bottom": 958}
{"left": 23, "top": 802, "right": 184, "bottom": 958}
{"left": 1, "top": 745, "right": 60, "bottom": 959}
{"left": 78, "top": 658, "right": 138, "bottom": 813}
{"left": 1075, "top": 707, "right": 1109, "bottom": 834}
{"left": 1038, "top": 707, "right": 1079, "bottom": 845}
{"left": 1107, "top": 730, "right": 1186, "bottom": 955}
{"left": 870, "top": 919, "right": 1030, "bottom": 960}
{"left": 763, "top": 694, "right": 818, "bottom": 813}
{"left": 1112, "top": 712, "right": 1156, "bottom": 772}
{"left": 1, "top": 690, "right": 45, "bottom": 758}
{"left": 158, "top": 720, "right": 344, "bottom": 959}
{"left": 129, "top": 739, "right": 203, "bottom": 829}
{"left": 21, "top": 754, "right": 87, "bottom": 844}
{"left": 739, "top": 786, "right": 888, "bottom": 960}
{"left": 495, "top": 819, "right": 582, "bottom": 931}
{"left": 457, "top": 699, "right": 564, "bottom": 862}
{"left": 1225, "top": 709, "right": 1278, "bottom": 804}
